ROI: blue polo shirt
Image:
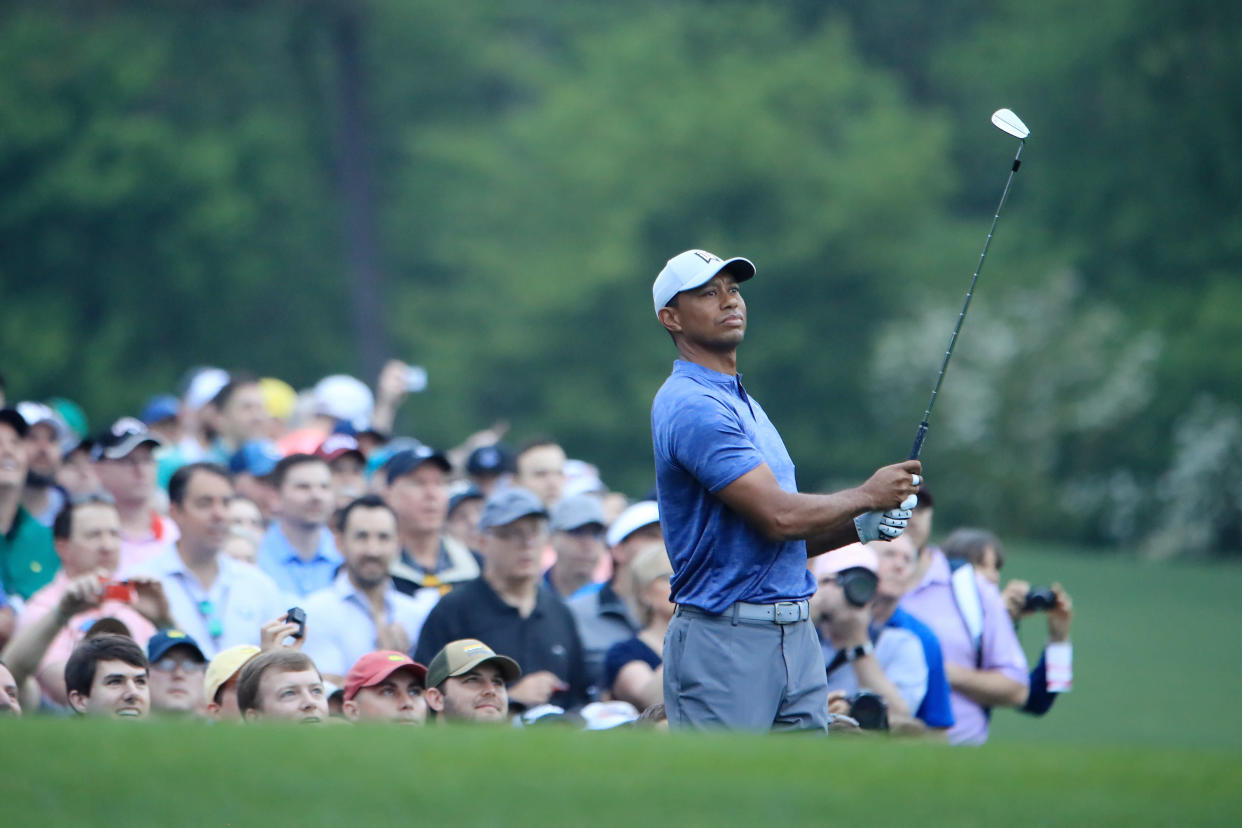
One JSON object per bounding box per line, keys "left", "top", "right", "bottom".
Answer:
{"left": 257, "top": 523, "right": 343, "bottom": 599}
{"left": 885, "top": 607, "right": 954, "bottom": 729}
{"left": 651, "top": 360, "right": 815, "bottom": 613}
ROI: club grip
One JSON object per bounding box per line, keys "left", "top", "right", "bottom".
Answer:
{"left": 908, "top": 422, "right": 928, "bottom": 461}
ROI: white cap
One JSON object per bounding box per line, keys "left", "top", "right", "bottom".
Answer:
{"left": 810, "top": 543, "right": 879, "bottom": 580}
{"left": 184, "top": 368, "right": 230, "bottom": 411}
{"left": 652, "top": 249, "right": 756, "bottom": 315}
{"left": 312, "top": 375, "right": 374, "bottom": 431}
{"left": 606, "top": 500, "right": 660, "bottom": 548}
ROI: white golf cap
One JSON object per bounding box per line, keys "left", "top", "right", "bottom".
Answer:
{"left": 606, "top": 500, "right": 660, "bottom": 548}
{"left": 810, "top": 543, "right": 878, "bottom": 580}
{"left": 652, "top": 249, "right": 756, "bottom": 315}
{"left": 312, "top": 374, "right": 374, "bottom": 431}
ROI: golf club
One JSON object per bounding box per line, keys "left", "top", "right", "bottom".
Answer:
{"left": 907, "top": 108, "right": 1030, "bottom": 462}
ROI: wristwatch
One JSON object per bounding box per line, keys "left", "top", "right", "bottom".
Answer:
{"left": 844, "top": 641, "right": 874, "bottom": 662}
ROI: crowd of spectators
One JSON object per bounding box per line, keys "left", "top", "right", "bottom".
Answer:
{"left": 0, "top": 365, "right": 1072, "bottom": 739}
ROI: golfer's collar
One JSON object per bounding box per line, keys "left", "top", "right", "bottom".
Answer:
{"left": 673, "top": 360, "right": 742, "bottom": 387}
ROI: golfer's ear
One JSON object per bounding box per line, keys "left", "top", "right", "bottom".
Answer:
{"left": 658, "top": 306, "right": 681, "bottom": 334}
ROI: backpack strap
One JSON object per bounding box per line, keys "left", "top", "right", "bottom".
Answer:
{"left": 947, "top": 557, "right": 984, "bottom": 668}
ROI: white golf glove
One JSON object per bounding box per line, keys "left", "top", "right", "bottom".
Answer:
{"left": 854, "top": 507, "right": 913, "bottom": 542}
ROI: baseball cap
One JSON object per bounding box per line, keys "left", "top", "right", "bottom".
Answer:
{"left": 550, "top": 493, "right": 606, "bottom": 533}
{"left": 426, "top": 639, "right": 521, "bottom": 689}
{"left": 91, "top": 417, "right": 163, "bottom": 461}
{"left": 312, "top": 374, "right": 374, "bottom": 431}
{"left": 580, "top": 700, "right": 640, "bottom": 731}
{"left": 811, "top": 543, "right": 878, "bottom": 579}
{"left": 228, "top": 440, "right": 283, "bottom": 478}
{"left": 147, "top": 629, "right": 206, "bottom": 664}
{"left": 0, "top": 407, "right": 29, "bottom": 438}
{"left": 447, "top": 483, "right": 484, "bottom": 518}
{"left": 183, "top": 367, "right": 231, "bottom": 411}
{"left": 258, "top": 377, "right": 297, "bottom": 421}
{"left": 466, "top": 443, "right": 514, "bottom": 476}
{"left": 139, "top": 394, "right": 180, "bottom": 426}
{"left": 479, "top": 487, "right": 547, "bottom": 530}
{"left": 316, "top": 432, "right": 364, "bottom": 464}
{"left": 343, "top": 651, "right": 428, "bottom": 701}
{"left": 203, "top": 644, "right": 261, "bottom": 702}
{"left": 385, "top": 445, "right": 452, "bottom": 484}
{"left": 606, "top": 500, "right": 660, "bottom": 548}
{"left": 652, "top": 249, "right": 756, "bottom": 315}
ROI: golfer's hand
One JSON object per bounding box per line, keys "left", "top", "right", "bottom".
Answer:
{"left": 854, "top": 508, "right": 911, "bottom": 542}
{"left": 860, "top": 461, "right": 922, "bottom": 511}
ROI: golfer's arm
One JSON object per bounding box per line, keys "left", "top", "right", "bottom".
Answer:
{"left": 716, "top": 464, "right": 872, "bottom": 545}
{"left": 944, "top": 663, "right": 1029, "bottom": 708}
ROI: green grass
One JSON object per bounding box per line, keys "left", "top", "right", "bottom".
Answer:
{"left": 2, "top": 718, "right": 1240, "bottom": 827}
{"left": 5, "top": 545, "right": 1241, "bottom": 826}
{"left": 985, "top": 542, "right": 1242, "bottom": 750}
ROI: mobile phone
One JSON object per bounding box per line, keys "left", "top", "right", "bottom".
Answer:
{"left": 102, "top": 580, "right": 135, "bottom": 603}
{"left": 285, "top": 606, "right": 307, "bottom": 640}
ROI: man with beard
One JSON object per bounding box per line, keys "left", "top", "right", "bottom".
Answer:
{"left": 15, "top": 402, "right": 70, "bottom": 528}
{"left": 424, "top": 638, "right": 520, "bottom": 724}
{"left": 303, "top": 495, "right": 437, "bottom": 686}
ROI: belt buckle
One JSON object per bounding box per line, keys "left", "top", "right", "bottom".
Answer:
{"left": 773, "top": 601, "right": 799, "bottom": 624}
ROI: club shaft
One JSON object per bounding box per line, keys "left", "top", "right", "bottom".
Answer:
{"left": 909, "top": 140, "right": 1025, "bottom": 461}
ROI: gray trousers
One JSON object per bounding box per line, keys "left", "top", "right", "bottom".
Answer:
{"left": 662, "top": 607, "right": 829, "bottom": 732}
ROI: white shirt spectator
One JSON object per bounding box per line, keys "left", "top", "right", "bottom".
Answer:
{"left": 822, "top": 625, "right": 929, "bottom": 715}
{"left": 301, "top": 572, "right": 439, "bottom": 678}
{"left": 135, "top": 545, "right": 285, "bottom": 659}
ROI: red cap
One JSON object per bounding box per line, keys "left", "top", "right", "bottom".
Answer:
{"left": 316, "top": 433, "right": 365, "bottom": 464}
{"left": 344, "top": 651, "right": 427, "bottom": 701}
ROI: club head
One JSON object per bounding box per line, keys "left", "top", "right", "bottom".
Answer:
{"left": 991, "top": 108, "right": 1029, "bottom": 140}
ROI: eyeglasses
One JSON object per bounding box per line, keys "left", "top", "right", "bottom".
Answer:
{"left": 152, "top": 658, "right": 206, "bottom": 674}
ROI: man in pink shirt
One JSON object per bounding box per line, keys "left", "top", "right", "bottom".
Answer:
{"left": 92, "top": 418, "right": 179, "bottom": 573}
{"left": 3, "top": 494, "right": 174, "bottom": 705}
{"left": 899, "top": 534, "right": 1028, "bottom": 745}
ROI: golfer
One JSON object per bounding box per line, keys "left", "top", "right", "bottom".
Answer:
{"left": 651, "top": 249, "right": 922, "bottom": 731}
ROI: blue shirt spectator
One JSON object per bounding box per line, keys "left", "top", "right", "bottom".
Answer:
{"left": 257, "top": 522, "right": 343, "bottom": 599}
{"left": 885, "top": 606, "right": 954, "bottom": 729}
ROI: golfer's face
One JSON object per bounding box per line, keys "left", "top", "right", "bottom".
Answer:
{"left": 675, "top": 274, "right": 746, "bottom": 349}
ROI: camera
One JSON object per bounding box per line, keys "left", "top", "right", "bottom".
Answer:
{"left": 1022, "top": 587, "right": 1057, "bottom": 612}
{"left": 285, "top": 607, "right": 307, "bottom": 639}
{"left": 847, "top": 690, "right": 889, "bottom": 731}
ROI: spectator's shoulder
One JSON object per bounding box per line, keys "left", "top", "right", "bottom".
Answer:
{"left": 222, "top": 557, "right": 282, "bottom": 594}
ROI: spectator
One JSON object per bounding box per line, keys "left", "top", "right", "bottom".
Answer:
{"left": 444, "top": 484, "right": 484, "bottom": 555}
{"left": 385, "top": 447, "right": 479, "bottom": 596}
{"left": 93, "top": 417, "right": 178, "bottom": 573}
{"left": 0, "top": 656, "right": 21, "bottom": 716}
{"left": 946, "top": 528, "right": 1075, "bottom": 716}
{"left": 316, "top": 433, "right": 368, "bottom": 510}
{"left": 135, "top": 463, "right": 285, "bottom": 658}
{"left": 810, "top": 544, "right": 927, "bottom": 727}
{"left": 227, "top": 495, "right": 265, "bottom": 540}
{"left": 513, "top": 439, "right": 567, "bottom": 508}
{"left": 464, "top": 444, "right": 513, "bottom": 498}
{"left": 900, "top": 527, "right": 1029, "bottom": 745}
{"left": 208, "top": 375, "right": 269, "bottom": 462}
{"left": 0, "top": 408, "right": 59, "bottom": 601}
{"left": 237, "top": 648, "right": 328, "bottom": 724}
{"left": 603, "top": 543, "right": 673, "bottom": 712}
{"left": 278, "top": 374, "right": 374, "bottom": 456}
{"left": 203, "top": 644, "right": 260, "bottom": 721}
{"left": 64, "top": 633, "right": 149, "bottom": 719}
{"left": 424, "top": 638, "right": 521, "bottom": 724}
{"left": 146, "top": 629, "right": 207, "bottom": 717}
{"left": 303, "top": 495, "right": 437, "bottom": 685}
{"left": 341, "top": 650, "right": 429, "bottom": 725}
{"left": 57, "top": 437, "right": 101, "bottom": 500}
{"left": 140, "top": 394, "right": 182, "bottom": 447}
{"left": 256, "top": 454, "right": 342, "bottom": 599}
{"left": 16, "top": 402, "right": 70, "bottom": 528}
{"left": 414, "top": 487, "right": 590, "bottom": 712}
{"left": 227, "top": 440, "right": 282, "bottom": 523}
{"left": 568, "top": 500, "right": 660, "bottom": 690}
{"left": 545, "top": 494, "right": 607, "bottom": 601}
{"left": 4, "top": 494, "right": 173, "bottom": 705}
{"left": 867, "top": 535, "right": 954, "bottom": 732}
